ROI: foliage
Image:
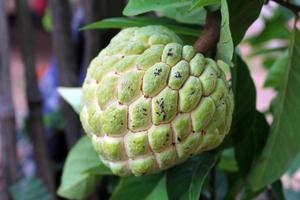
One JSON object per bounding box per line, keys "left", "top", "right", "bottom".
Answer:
{"left": 58, "top": 0, "right": 300, "bottom": 199}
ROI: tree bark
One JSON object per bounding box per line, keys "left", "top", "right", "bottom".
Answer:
{"left": 82, "top": 0, "right": 124, "bottom": 74}
{"left": 49, "top": 0, "right": 81, "bottom": 148}
{"left": 0, "top": 1, "right": 18, "bottom": 200}
{"left": 82, "top": 0, "right": 104, "bottom": 73}
{"left": 15, "top": 0, "right": 56, "bottom": 197}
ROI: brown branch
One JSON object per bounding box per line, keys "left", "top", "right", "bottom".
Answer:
{"left": 271, "top": 0, "right": 300, "bottom": 15}
{"left": 194, "top": 10, "right": 221, "bottom": 55}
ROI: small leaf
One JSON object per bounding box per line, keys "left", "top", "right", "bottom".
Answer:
{"left": 57, "top": 136, "right": 111, "bottom": 199}
{"left": 264, "top": 51, "right": 288, "bottom": 89}
{"left": 167, "top": 152, "right": 216, "bottom": 200}
{"left": 248, "top": 27, "right": 300, "bottom": 191}
{"left": 227, "top": 0, "right": 264, "bottom": 45}
{"left": 190, "top": 0, "right": 220, "bottom": 10}
{"left": 58, "top": 87, "right": 82, "bottom": 114}
{"left": 216, "top": 0, "right": 233, "bottom": 65}
{"left": 111, "top": 173, "right": 167, "bottom": 200}
{"left": 81, "top": 17, "right": 202, "bottom": 37}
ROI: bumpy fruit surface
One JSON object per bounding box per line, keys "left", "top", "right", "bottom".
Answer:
{"left": 81, "top": 25, "right": 234, "bottom": 176}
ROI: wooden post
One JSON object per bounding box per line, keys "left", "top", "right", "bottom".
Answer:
{"left": 15, "top": 0, "right": 56, "bottom": 197}
{"left": 0, "top": 1, "right": 18, "bottom": 199}
{"left": 49, "top": 0, "right": 81, "bottom": 148}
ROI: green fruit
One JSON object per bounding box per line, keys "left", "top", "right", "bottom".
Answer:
{"left": 81, "top": 25, "right": 234, "bottom": 176}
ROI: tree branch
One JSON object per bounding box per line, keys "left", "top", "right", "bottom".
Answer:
{"left": 271, "top": 0, "right": 300, "bottom": 16}
{"left": 194, "top": 10, "right": 221, "bottom": 55}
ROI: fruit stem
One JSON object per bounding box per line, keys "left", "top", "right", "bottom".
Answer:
{"left": 194, "top": 9, "right": 221, "bottom": 56}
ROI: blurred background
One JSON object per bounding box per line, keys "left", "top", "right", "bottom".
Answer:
{"left": 0, "top": 0, "right": 299, "bottom": 199}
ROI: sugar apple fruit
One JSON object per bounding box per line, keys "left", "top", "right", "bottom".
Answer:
{"left": 80, "top": 25, "right": 234, "bottom": 176}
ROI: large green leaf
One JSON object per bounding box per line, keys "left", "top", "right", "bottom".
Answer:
{"left": 216, "top": 0, "right": 233, "bottom": 64}
{"left": 58, "top": 87, "right": 82, "bottom": 114}
{"left": 166, "top": 152, "right": 216, "bottom": 200}
{"left": 111, "top": 174, "right": 167, "bottom": 200}
{"left": 57, "top": 136, "right": 111, "bottom": 199}
{"left": 264, "top": 51, "right": 288, "bottom": 90}
{"left": 123, "top": 0, "right": 206, "bottom": 25}
{"left": 248, "top": 27, "right": 300, "bottom": 191}
{"left": 81, "top": 17, "right": 201, "bottom": 37}
{"left": 227, "top": 0, "right": 264, "bottom": 45}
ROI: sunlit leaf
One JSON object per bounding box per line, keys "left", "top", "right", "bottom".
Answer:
{"left": 248, "top": 27, "right": 300, "bottom": 191}
{"left": 58, "top": 87, "right": 82, "bottom": 114}
{"left": 216, "top": 0, "right": 233, "bottom": 65}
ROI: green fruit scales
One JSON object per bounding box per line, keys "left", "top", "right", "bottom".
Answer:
{"left": 80, "top": 25, "right": 234, "bottom": 176}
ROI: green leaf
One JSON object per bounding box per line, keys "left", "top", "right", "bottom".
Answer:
{"left": 158, "top": 3, "right": 206, "bottom": 25}
{"left": 216, "top": 0, "right": 233, "bottom": 64}
{"left": 190, "top": 0, "right": 220, "bottom": 10}
{"left": 111, "top": 174, "right": 167, "bottom": 200}
{"left": 217, "top": 148, "right": 238, "bottom": 172}
{"left": 235, "top": 111, "right": 270, "bottom": 176}
{"left": 81, "top": 17, "right": 202, "bottom": 37}
{"left": 167, "top": 152, "right": 216, "bottom": 200}
{"left": 248, "top": 27, "right": 300, "bottom": 191}
{"left": 123, "top": 0, "right": 206, "bottom": 25}
{"left": 227, "top": 0, "right": 264, "bottom": 45}
{"left": 264, "top": 51, "right": 288, "bottom": 89}
{"left": 230, "top": 55, "right": 256, "bottom": 147}
{"left": 57, "top": 136, "right": 111, "bottom": 199}
{"left": 58, "top": 87, "right": 82, "bottom": 114}
{"left": 123, "top": 0, "right": 189, "bottom": 16}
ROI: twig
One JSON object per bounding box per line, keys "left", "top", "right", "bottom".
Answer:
{"left": 271, "top": 0, "right": 300, "bottom": 16}
{"left": 194, "top": 9, "right": 221, "bottom": 55}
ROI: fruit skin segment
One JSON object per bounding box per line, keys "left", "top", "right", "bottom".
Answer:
{"left": 81, "top": 25, "right": 234, "bottom": 176}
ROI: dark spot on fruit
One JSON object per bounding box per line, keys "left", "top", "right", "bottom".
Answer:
{"left": 190, "top": 89, "right": 195, "bottom": 95}
{"left": 121, "top": 55, "right": 125, "bottom": 58}
{"left": 167, "top": 48, "right": 173, "bottom": 56}
{"left": 174, "top": 71, "right": 182, "bottom": 78}
{"left": 154, "top": 68, "right": 162, "bottom": 76}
